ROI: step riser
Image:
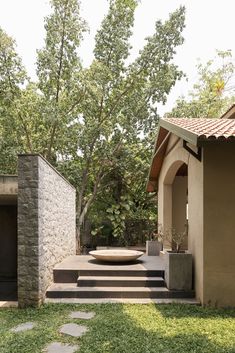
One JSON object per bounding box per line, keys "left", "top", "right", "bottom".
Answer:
{"left": 54, "top": 270, "right": 164, "bottom": 283}
{"left": 79, "top": 270, "right": 164, "bottom": 277}
{"left": 77, "top": 279, "right": 165, "bottom": 287}
{"left": 54, "top": 270, "right": 78, "bottom": 283}
{"left": 46, "top": 291, "right": 195, "bottom": 299}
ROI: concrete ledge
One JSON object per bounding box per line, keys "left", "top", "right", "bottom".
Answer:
{"left": 45, "top": 298, "right": 200, "bottom": 304}
{"left": 0, "top": 301, "right": 18, "bottom": 308}
{"left": 0, "top": 175, "right": 18, "bottom": 195}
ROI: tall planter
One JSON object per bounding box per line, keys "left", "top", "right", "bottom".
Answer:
{"left": 164, "top": 251, "right": 192, "bottom": 290}
{"left": 146, "top": 240, "right": 163, "bottom": 256}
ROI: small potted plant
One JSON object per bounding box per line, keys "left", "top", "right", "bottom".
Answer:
{"left": 162, "top": 224, "right": 192, "bottom": 291}
{"left": 146, "top": 224, "right": 163, "bottom": 256}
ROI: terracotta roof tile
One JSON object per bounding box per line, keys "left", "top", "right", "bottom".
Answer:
{"left": 161, "top": 118, "right": 235, "bottom": 141}
{"left": 147, "top": 116, "right": 235, "bottom": 192}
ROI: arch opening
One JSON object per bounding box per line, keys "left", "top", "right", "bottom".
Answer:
{"left": 162, "top": 161, "right": 188, "bottom": 250}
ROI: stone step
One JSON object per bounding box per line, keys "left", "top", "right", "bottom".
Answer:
{"left": 53, "top": 269, "right": 164, "bottom": 283}
{"left": 46, "top": 283, "right": 195, "bottom": 299}
{"left": 53, "top": 269, "right": 78, "bottom": 283}
{"left": 77, "top": 276, "right": 165, "bottom": 287}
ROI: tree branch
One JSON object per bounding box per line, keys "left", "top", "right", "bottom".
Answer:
{"left": 46, "top": 0, "right": 68, "bottom": 161}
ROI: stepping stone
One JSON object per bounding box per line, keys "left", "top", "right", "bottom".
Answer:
{"left": 45, "top": 342, "right": 79, "bottom": 353}
{"left": 59, "top": 323, "right": 88, "bottom": 338}
{"left": 69, "top": 311, "right": 95, "bottom": 320}
{"left": 10, "top": 322, "right": 36, "bottom": 333}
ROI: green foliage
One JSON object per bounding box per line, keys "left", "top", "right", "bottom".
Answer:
{"left": 36, "top": 0, "right": 87, "bottom": 161}
{"left": 0, "top": 1, "right": 186, "bottom": 244}
{"left": 106, "top": 195, "right": 133, "bottom": 239}
{"left": 61, "top": 3, "right": 186, "bottom": 242}
{"left": 0, "top": 28, "right": 28, "bottom": 173}
{"left": 167, "top": 50, "right": 235, "bottom": 118}
{"left": 0, "top": 304, "right": 234, "bottom": 353}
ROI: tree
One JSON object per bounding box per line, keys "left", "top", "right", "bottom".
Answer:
{"left": 57, "top": 2, "right": 186, "bottom": 247}
{"left": 36, "top": 0, "right": 87, "bottom": 161}
{"left": 167, "top": 50, "right": 235, "bottom": 119}
{"left": 0, "top": 0, "right": 186, "bottom": 250}
{"left": 0, "top": 28, "right": 28, "bottom": 173}
{"left": 0, "top": 0, "right": 87, "bottom": 171}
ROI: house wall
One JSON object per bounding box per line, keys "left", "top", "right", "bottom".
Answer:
{"left": 158, "top": 134, "right": 204, "bottom": 303}
{"left": 158, "top": 134, "right": 235, "bottom": 306}
{"left": 203, "top": 144, "right": 235, "bottom": 307}
{"left": 187, "top": 151, "right": 204, "bottom": 302}
{"left": 18, "top": 155, "right": 76, "bottom": 307}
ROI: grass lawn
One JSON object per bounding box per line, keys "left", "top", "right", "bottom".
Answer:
{"left": 0, "top": 303, "right": 235, "bottom": 353}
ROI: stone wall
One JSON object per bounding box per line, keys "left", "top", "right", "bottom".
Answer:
{"left": 38, "top": 156, "right": 76, "bottom": 301}
{"left": 18, "top": 155, "right": 76, "bottom": 307}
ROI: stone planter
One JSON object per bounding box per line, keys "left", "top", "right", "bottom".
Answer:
{"left": 164, "top": 251, "right": 192, "bottom": 290}
{"left": 146, "top": 240, "right": 163, "bottom": 256}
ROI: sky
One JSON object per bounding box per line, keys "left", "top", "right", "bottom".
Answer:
{"left": 0, "top": 0, "right": 235, "bottom": 116}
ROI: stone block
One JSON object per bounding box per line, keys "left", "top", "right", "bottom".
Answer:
{"left": 59, "top": 323, "right": 88, "bottom": 337}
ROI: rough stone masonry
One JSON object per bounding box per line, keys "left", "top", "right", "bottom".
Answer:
{"left": 18, "top": 154, "right": 76, "bottom": 307}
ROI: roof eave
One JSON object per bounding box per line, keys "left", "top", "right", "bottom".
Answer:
{"left": 160, "top": 119, "right": 199, "bottom": 146}
{"left": 146, "top": 127, "right": 170, "bottom": 192}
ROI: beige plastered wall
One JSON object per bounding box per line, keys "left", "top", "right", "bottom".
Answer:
{"left": 158, "top": 134, "right": 204, "bottom": 303}
{"left": 203, "top": 143, "right": 235, "bottom": 307}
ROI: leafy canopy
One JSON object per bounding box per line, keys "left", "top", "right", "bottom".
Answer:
{"left": 167, "top": 50, "right": 235, "bottom": 119}
{"left": 0, "top": 0, "right": 186, "bottom": 243}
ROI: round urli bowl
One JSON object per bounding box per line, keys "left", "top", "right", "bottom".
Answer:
{"left": 89, "top": 249, "right": 144, "bottom": 263}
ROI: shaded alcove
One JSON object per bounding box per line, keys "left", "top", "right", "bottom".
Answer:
{"left": 172, "top": 163, "right": 188, "bottom": 244}
{"left": 162, "top": 161, "right": 188, "bottom": 250}
{"left": 0, "top": 196, "right": 17, "bottom": 300}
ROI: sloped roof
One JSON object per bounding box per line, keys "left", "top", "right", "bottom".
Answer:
{"left": 160, "top": 118, "right": 235, "bottom": 146}
{"left": 147, "top": 118, "right": 235, "bottom": 192}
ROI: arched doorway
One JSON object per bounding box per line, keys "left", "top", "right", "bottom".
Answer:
{"left": 162, "top": 160, "right": 188, "bottom": 250}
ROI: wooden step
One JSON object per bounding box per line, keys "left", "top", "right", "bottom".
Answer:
{"left": 77, "top": 276, "right": 165, "bottom": 287}
{"left": 46, "top": 283, "right": 195, "bottom": 299}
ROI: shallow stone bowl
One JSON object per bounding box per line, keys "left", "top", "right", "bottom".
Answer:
{"left": 89, "top": 249, "right": 144, "bottom": 263}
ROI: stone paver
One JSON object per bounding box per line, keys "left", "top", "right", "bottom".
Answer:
{"left": 69, "top": 311, "right": 95, "bottom": 320}
{"left": 59, "top": 323, "right": 88, "bottom": 337}
{"left": 45, "top": 342, "right": 79, "bottom": 353}
{"left": 10, "top": 322, "right": 36, "bottom": 333}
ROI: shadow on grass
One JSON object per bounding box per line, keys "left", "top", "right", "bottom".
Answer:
{"left": 79, "top": 303, "right": 235, "bottom": 353}
{"left": 0, "top": 303, "right": 235, "bottom": 353}
{"left": 156, "top": 303, "right": 235, "bottom": 319}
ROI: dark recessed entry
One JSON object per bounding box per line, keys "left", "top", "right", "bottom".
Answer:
{"left": 0, "top": 205, "right": 17, "bottom": 300}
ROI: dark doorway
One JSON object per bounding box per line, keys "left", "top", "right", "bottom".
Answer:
{"left": 0, "top": 205, "right": 17, "bottom": 300}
